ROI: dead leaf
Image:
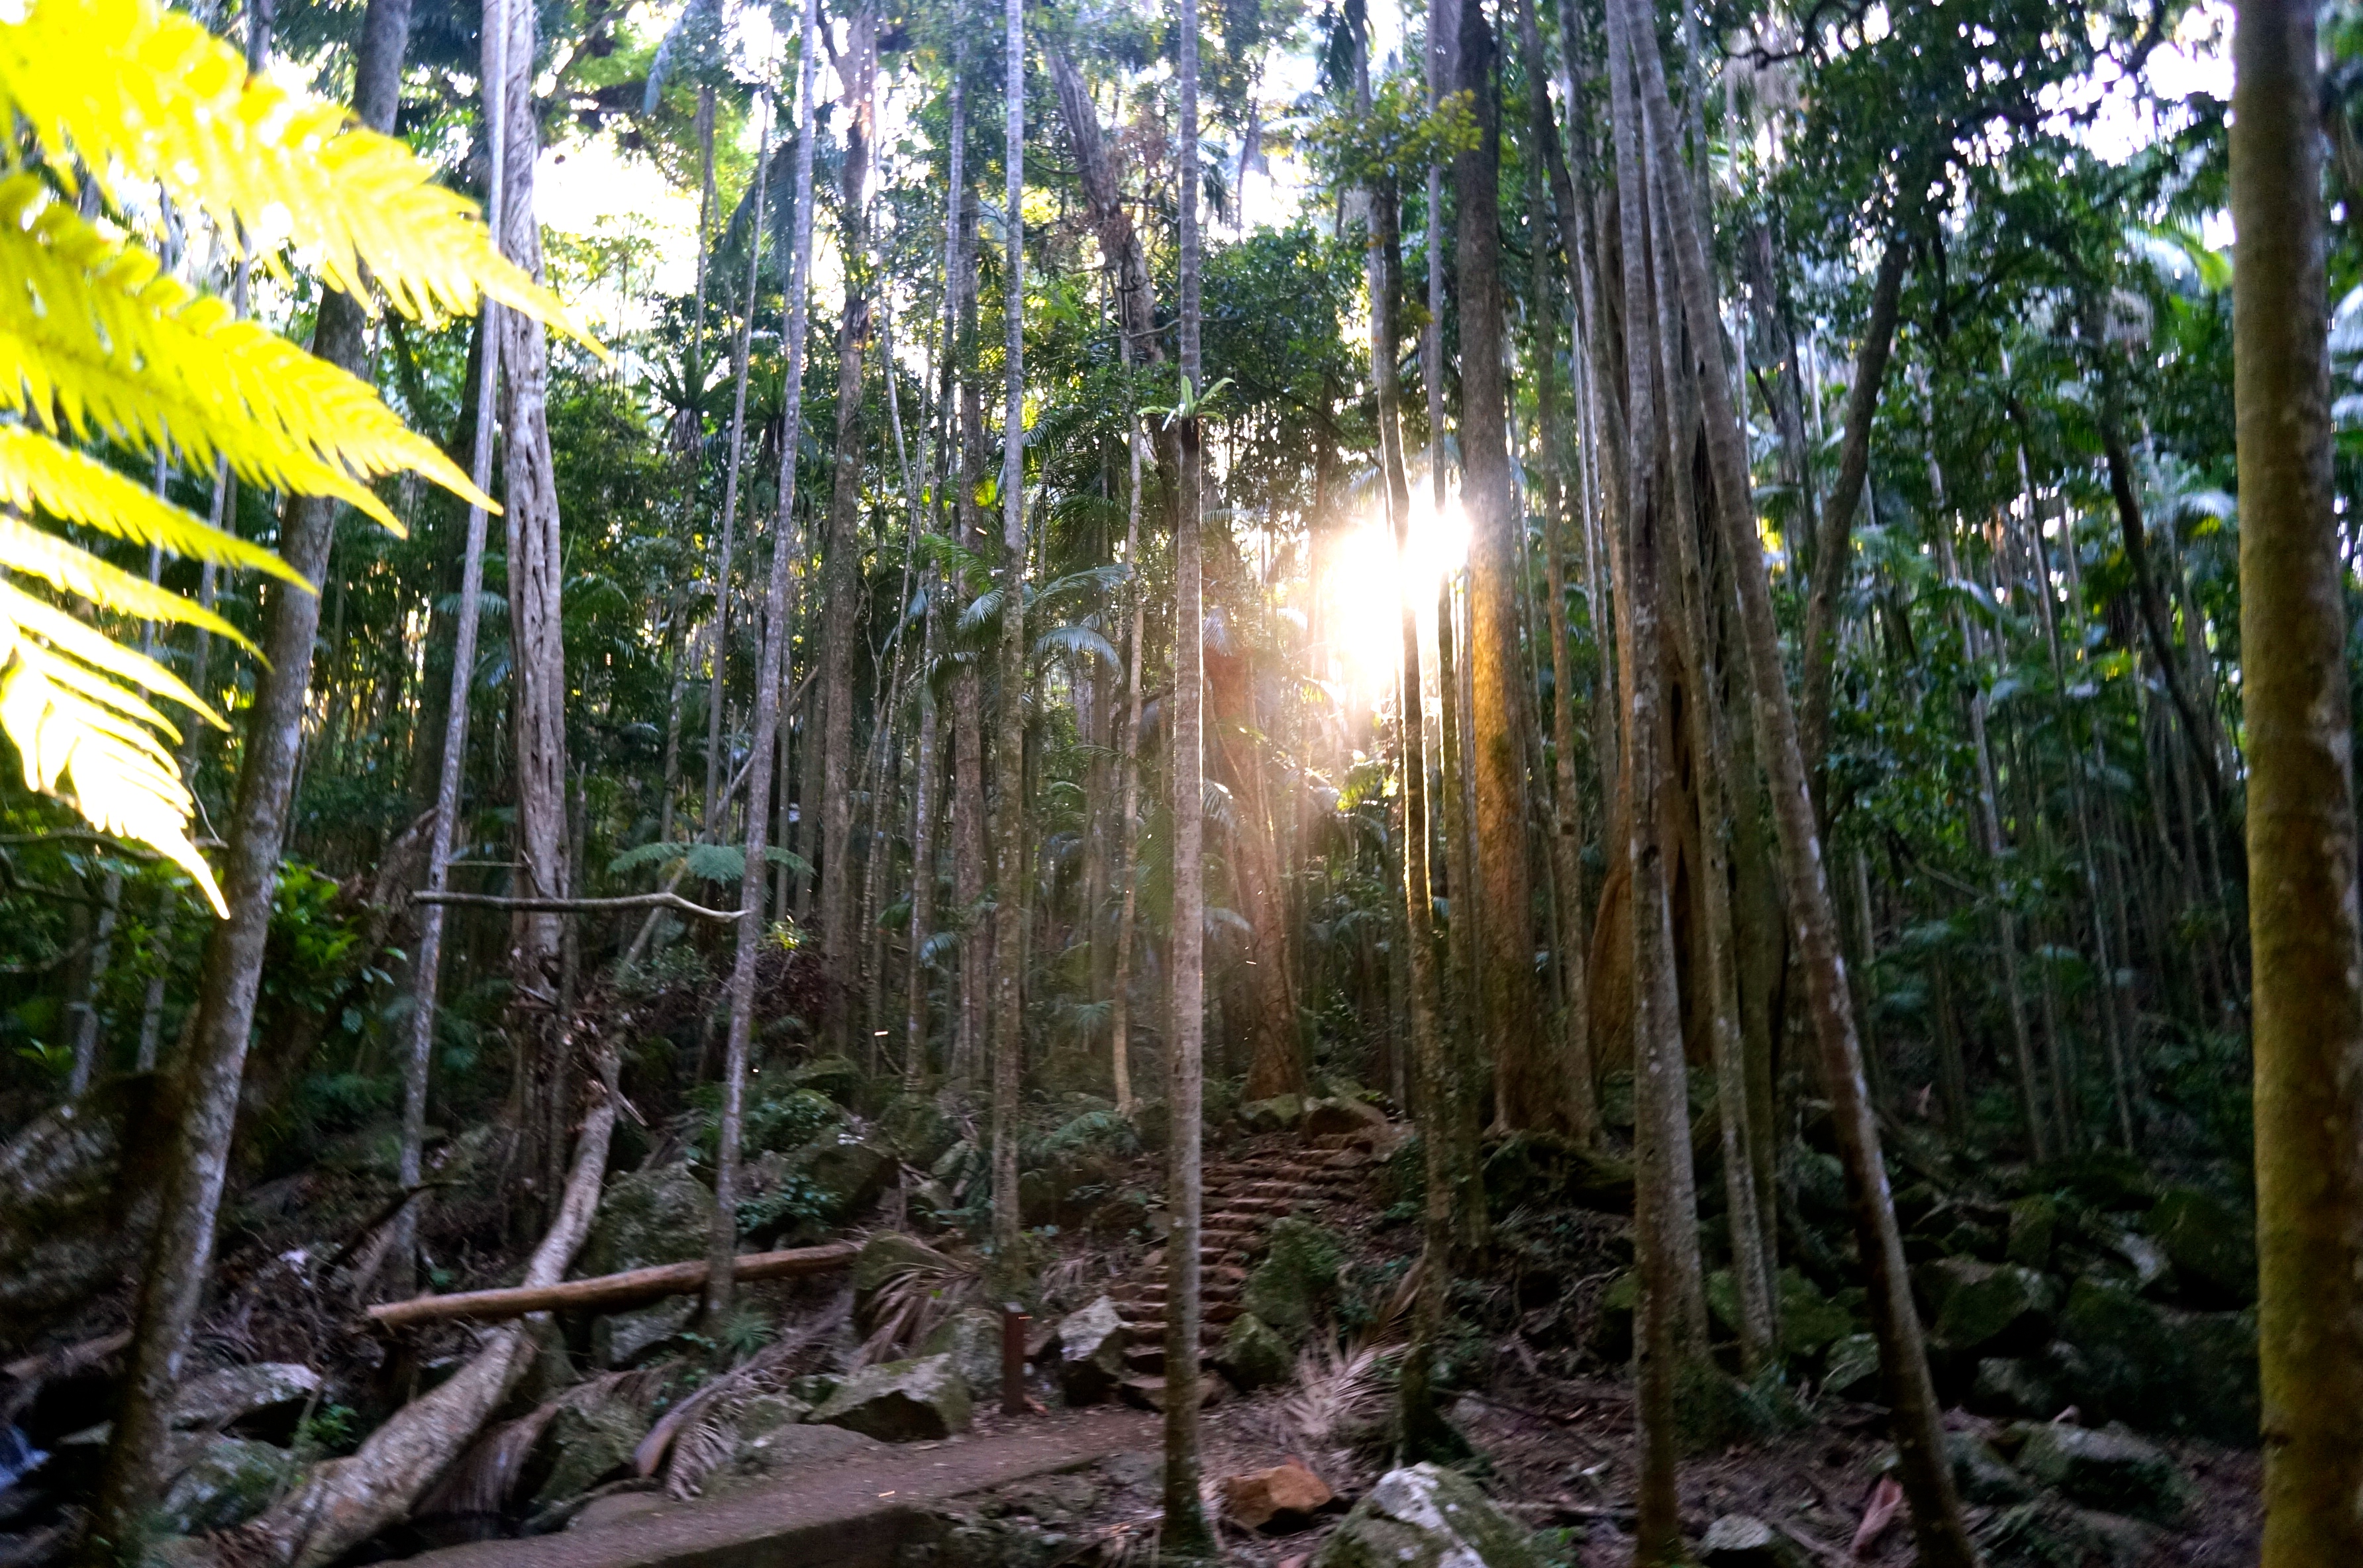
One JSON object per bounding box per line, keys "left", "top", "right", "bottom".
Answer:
{"left": 1850, "top": 1474, "right": 1903, "bottom": 1559}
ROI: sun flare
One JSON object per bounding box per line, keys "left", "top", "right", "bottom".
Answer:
{"left": 1319, "top": 492, "right": 1468, "bottom": 708}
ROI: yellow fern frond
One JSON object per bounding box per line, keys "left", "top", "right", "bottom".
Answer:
{"left": 0, "top": 514, "right": 255, "bottom": 649}
{"left": 0, "top": 179, "right": 495, "bottom": 524}
{"left": 0, "top": 0, "right": 593, "bottom": 344}
{"left": 0, "top": 580, "right": 219, "bottom": 726}
{"left": 0, "top": 428, "right": 307, "bottom": 587}
{"left": 0, "top": 579, "right": 223, "bottom": 909}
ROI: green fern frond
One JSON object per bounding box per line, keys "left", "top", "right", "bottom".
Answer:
{"left": 0, "top": 179, "right": 491, "bottom": 525}
{"left": 0, "top": 0, "right": 589, "bottom": 341}
{"left": 0, "top": 428, "right": 306, "bottom": 586}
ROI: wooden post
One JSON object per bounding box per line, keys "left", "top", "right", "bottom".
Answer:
{"left": 1001, "top": 1304, "right": 1030, "bottom": 1415}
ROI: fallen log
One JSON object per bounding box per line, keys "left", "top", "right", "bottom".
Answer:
{"left": 364, "top": 1240, "right": 860, "bottom": 1330}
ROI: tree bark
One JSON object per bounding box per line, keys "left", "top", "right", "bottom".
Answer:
{"left": 2233, "top": 5, "right": 2363, "bottom": 1561}
{"left": 705, "top": 4, "right": 820, "bottom": 1327}
{"left": 81, "top": 0, "right": 395, "bottom": 1549}
{"left": 989, "top": 0, "right": 1029, "bottom": 1281}
{"left": 1795, "top": 236, "right": 1908, "bottom": 789}
{"left": 1612, "top": 1, "right": 1977, "bottom": 1561}
{"left": 1162, "top": 0, "right": 1214, "bottom": 1544}
{"left": 368, "top": 1240, "right": 854, "bottom": 1328}
{"left": 818, "top": 0, "right": 882, "bottom": 1057}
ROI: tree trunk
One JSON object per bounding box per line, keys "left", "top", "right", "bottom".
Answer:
{"left": 2232, "top": 5, "right": 2363, "bottom": 1560}
{"left": 952, "top": 186, "right": 989, "bottom": 1096}
{"left": 1454, "top": 0, "right": 1553, "bottom": 1136}
{"left": 1162, "top": 0, "right": 1214, "bottom": 1544}
{"left": 706, "top": 4, "right": 819, "bottom": 1326}
{"left": 82, "top": 0, "right": 396, "bottom": 1549}
{"left": 1613, "top": 1, "right": 1978, "bottom": 1561}
{"left": 1108, "top": 409, "right": 1148, "bottom": 1112}
{"left": 818, "top": 0, "right": 881, "bottom": 1057}
{"left": 988, "top": 0, "right": 1029, "bottom": 1285}
{"left": 1796, "top": 237, "right": 1908, "bottom": 787}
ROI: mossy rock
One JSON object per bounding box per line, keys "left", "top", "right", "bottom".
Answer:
{"left": 2017, "top": 1422, "right": 2189, "bottom": 1524}
{"left": 2144, "top": 1187, "right": 2256, "bottom": 1306}
{"left": 1310, "top": 1464, "right": 1540, "bottom": 1568}
{"left": 1239, "top": 1094, "right": 1305, "bottom": 1134}
{"left": 786, "top": 1054, "right": 863, "bottom": 1104}
{"left": 852, "top": 1232, "right": 960, "bottom": 1310}
{"left": 1930, "top": 1263, "right": 2060, "bottom": 1356}
{"left": 528, "top": 1393, "right": 648, "bottom": 1507}
{"left": 2035, "top": 1150, "right": 2156, "bottom": 1213}
{"left": 1213, "top": 1312, "right": 1293, "bottom": 1392}
{"left": 1482, "top": 1132, "right": 1634, "bottom": 1217}
{"left": 156, "top": 1436, "right": 297, "bottom": 1536}
{"left": 577, "top": 1165, "right": 717, "bottom": 1279}
{"left": 813, "top": 1353, "right": 973, "bottom": 1441}
{"left": 1776, "top": 1269, "right": 1858, "bottom": 1359}
{"left": 876, "top": 1093, "right": 958, "bottom": 1168}
{"left": 1242, "top": 1218, "right": 1346, "bottom": 1341}
{"left": 920, "top": 1308, "right": 1005, "bottom": 1402}
{"left": 1822, "top": 1334, "right": 1881, "bottom": 1400}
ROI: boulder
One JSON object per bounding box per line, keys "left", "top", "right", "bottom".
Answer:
{"left": 876, "top": 1093, "right": 958, "bottom": 1169}
{"left": 1212, "top": 1313, "right": 1293, "bottom": 1393}
{"left": 795, "top": 1132, "right": 896, "bottom": 1226}
{"left": 2006, "top": 1195, "right": 2060, "bottom": 1269}
{"left": 1221, "top": 1460, "right": 1333, "bottom": 1532}
{"left": 1240, "top": 1095, "right": 1305, "bottom": 1134}
{"left": 2146, "top": 1187, "right": 2256, "bottom": 1306}
{"left": 156, "top": 1436, "right": 297, "bottom": 1536}
{"left": 169, "top": 1363, "right": 321, "bottom": 1443}
{"left": 1242, "top": 1218, "right": 1345, "bottom": 1342}
{"left": 707, "top": 1422, "right": 885, "bottom": 1496}
{"left": 920, "top": 1308, "right": 1005, "bottom": 1402}
{"left": 735, "top": 1394, "right": 811, "bottom": 1438}
{"left": 2101, "top": 1228, "right": 2175, "bottom": 1295}
{"left": 528, "top": 1393, "right": 648, "bottom": 1507}
{"left": 1940, "top": 1430, "right": 2034, "bottom": 1506}
{"left": 2016, "top": 1423, "right": 2189, "bottom": 1524}
{"left": 1821, "top": 1334, "right": 1881, "bottom": 1400}
{"left": 2035, "top": 1149, "right": 2156, "bottom": 1212}
{"left": 1055, "top": 1297, "right": 1128, "bottom": 1404}
{"left": 813, "top": 1353, "right": 972, "bottom": 1442}
{"left": 1101, "top": 1451, "right": 1159, "bottom": 1491}
{"left": 1304, "top": 1097, "right": 1389, "bottom": 1144}
{"left": 578, "top": 1164, "right": 717, "bottom": 1279}
{"left": 2050, "top": 1280, "right": 2254, "bottom": 1440}
{"left": 1698, "top": 1514, "right": 1812, "bottom": 1568}
{"left": 852, "top": 1232, "right": 960, "bottom": 1312}
{"left": 1310, "top": 1463, "right": 1540, "bottom": 1568}
{"left": 1775, "top": 1269, "right": 1856, "bottom": 1359}
{"left": 1928, "top": 1263, "right": 2060, "bottom": 1355}
{"left": 594, "top": 1297, "right": 695, "bottom": 1370}
{"left": 1973, "top": 1357, "right": 2065, "bottom": 1420}
{"left": 786, "top": 1055, "right": 863, "bottom": 1104}
{"left": 1591, "top": 1269, "right": 1638, "bottom": 1363}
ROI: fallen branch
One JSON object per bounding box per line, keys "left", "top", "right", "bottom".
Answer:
{"left": 366, "top": 1240, "right": 859, "bottom": 1330}
{"left": 2, "top": 1328, "right": 130, "bottom": 1385}
{"left": 411, "top": 890, "right": 742, "bottom": 920}
{"left": 246, "top": 1067, "right": 623, "bottom": 1568}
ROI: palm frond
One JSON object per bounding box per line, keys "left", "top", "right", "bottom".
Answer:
{"left": 0, "top": 427, "right": 305, "bottom": 585}
{"left": 1032, "top": 622, "right": 1120, "bottom": 669}
{"left": 0, "top": 179, "right": 491, "bottom": 525}
{"left": 0, "top": 0, "right": 584, "bottom": 336}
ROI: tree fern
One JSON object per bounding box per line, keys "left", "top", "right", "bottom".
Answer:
{"left": 0, "top": 0, "right": 592, "bottom": 913}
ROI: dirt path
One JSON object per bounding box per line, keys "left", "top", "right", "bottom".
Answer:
{"left": 404, "top": 1406, "right": 1159, "bottom": 1568}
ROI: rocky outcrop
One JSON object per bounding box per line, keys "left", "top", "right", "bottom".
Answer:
{"left": 170, "top": 1363, "right": 321, "bottom": 1444}
{"left": 1213, "top": 1313, "right": 1292, "bottom": 1392}
{"left": 813, "top": 1353, "right": 973, "bottom": 1441}
{"left": 156, "top": 1436, "right": 297, "bottom": 1536}
{"left": 1054, "top": 1297, "right": 1127, "bottom": 1405}
{"left": 1311, "top": 1463, "right": 1540, "bottom": 1568}
{"left": 919, "top": 1308, "right": 1004, "bottom": 1403}
{"left": 2015, "top": 1422, "right": 2190, "bottom": 1524}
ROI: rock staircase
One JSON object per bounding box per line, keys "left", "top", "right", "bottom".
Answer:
{"left": 1107, "top": 1132, "right": 1374, "bottom": 1409}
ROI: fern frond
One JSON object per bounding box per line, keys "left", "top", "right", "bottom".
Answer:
{"left": 0, "top": 179, "right": 491, "bottom": 524}
{"left": 0, "top": 580, "right": 217, "bottom": 722}
{"left": 0, "top": 0, "right": 589, "bottom": 340}
{"left": 0, "top": 515, "right": 252, "bottom": 648}
{"left": 0, "top": 428, "right": 305, "bottom": 586}
{"left": 0, "top": 618, "right": 223, "bottom": 912}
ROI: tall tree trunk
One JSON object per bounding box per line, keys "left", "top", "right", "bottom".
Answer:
{"left": 952, "top": 186, "right": 989, "bottom": 1095}
{"left": 1511, "top": 0, "right": 1596, "bottom": 1142}
{"left": 1108, "top": 416, "right": 1148, "bottom": 1112}
{"left": 496, "top": 0, "right": 572, "bottom": 1019}
{"left": 1454, "top": 0, "right": 1553, "bottom": 1136}
{"left": 1611, "top": 1, "right": 1977, "bottom": 1561}
{"left": 1162, "top": 0, "right": 1215, "bottom": 1544}
{"left": 988, "top": 0, "right": 1029, "bottom": 1281}
{"left": 818, "top": 1, "right": 882, "bottom": 1056}
{"left": 394, "top": 0, "right": 507, "bottom": 1297}
{"left": 703, "top": 108, "right": 779, "bottom": 838}
{"left": 65, "top": 871, "right": 121, "bottom": 1098}
{"left": 1795, "top": 236, "right": 1908, "bottom": 789}
{"left": 706, "top": 5, "right": 819, "bottom": 1326}
{"left": 2233, "top": 5, "right": 2363, "bottom": 1560}
{"left": 84, "top": 0, "right": 398, "bottom": 1548}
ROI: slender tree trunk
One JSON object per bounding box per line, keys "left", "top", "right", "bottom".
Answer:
{"left": 819, "top": 1, "right": 882, "bottom": 1056}
{"left": 988, "top": 0, "right": 1029, "bottom": 1282}
{"left": 1612, "top": 1, "right": 1977, "bottom": 1561}
{"left": 1162, "top": 0, "right": 1214, "bottom": 1544}
{"left": 393, "top": 0, "right": 505, "bottom": 1297}
{"left": 703, "top": 107, "right": 779, "bottom": 838}
{"left": 65, "top": 871, "right": 120, "bottom": 1099}
{"left": 952, "top": 186, "right": 989, "bottom": 1096}
{"left": 1108, "top": 409, "right": 1148, "bottom": 1113}
{"left": 85, "top": 0, "right": 393, "bottom": 1549}
{"left": 2233, "top": 6, "right": 2363, "bottom": 1559}
{"left": 1796, "top": 237, "right": 1908, "bottom": 787}
{"left": 707, "top": 7, "right": 819, "bottom": 1326}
